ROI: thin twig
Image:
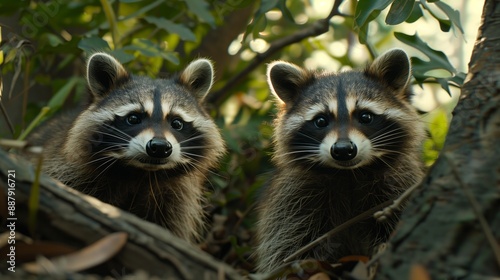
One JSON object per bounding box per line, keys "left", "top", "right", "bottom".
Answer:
{"left": 444, "top": 153, "right": 500, "bottom": 269}
{"left": 373, "top": 180, "right": 423, "bottom": 221}
{"left": 282, "top": 199, "right": 393, "bottom": 264}
{"left": 207, "top": 0, "right": 345, "bottom": 107}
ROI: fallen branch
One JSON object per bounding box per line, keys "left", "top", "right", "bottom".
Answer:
{"left": 0, "top": 149, "right": 243, "bottom": 279}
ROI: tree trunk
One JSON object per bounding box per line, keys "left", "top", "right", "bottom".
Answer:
{"left": 378, "top": 0, "right": 500, "bottom": 278}
{"left": 0, "top": 150, "right": 243, "bottom": 279}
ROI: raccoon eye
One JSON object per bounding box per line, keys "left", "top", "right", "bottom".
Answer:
{"left": 313, "top": 116, "right": 329, "bottom": 128}
{"left": 126, "top": 113, "right": 142, "bottom": 125}
{"left": 358, "top": 111, "right": 374, "bottom": 124}
{"left": 171, "top": 118, "right": 184, "bottom": 130}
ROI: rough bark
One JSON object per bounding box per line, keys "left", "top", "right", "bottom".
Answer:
{"left": 0, "top": 150, "right": 243, "bottom": 279}
{"left": 378, "top": 0, "right": 500, "bottom": 278}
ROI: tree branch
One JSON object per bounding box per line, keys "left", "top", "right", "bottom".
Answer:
{"left": 206, "top": 0, "right": 345, "bottom": 107}
{"left": 0, "top": 149, "right": 243, "bottom": 279}
{"left": 377, "top": 0, "right": 500, "bottom": 277}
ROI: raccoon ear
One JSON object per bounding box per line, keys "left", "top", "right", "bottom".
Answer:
{"left": 267, "top": 61, "right": 313, "bottom": 105}
{"left": 367, "top": 48, "right": 411, "bottom": 97}
{"left": 179, "top": 58, "right": 214, "bottom": 100}
{"left": 87, "top": 53, "right": 129, "bottom": 98}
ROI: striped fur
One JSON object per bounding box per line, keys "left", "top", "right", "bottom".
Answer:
{"left": 29, "top": 53, "right": 225, "bottom": 242}
{"left": 256, "top": 49, "right": 425, "bottom": 272}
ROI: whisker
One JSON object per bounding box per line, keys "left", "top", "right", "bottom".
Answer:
{"left": 371, "top": 128, "right": 406, "bottom": 139}
{"left": 179, "top": 145, "right": 217, "bottom": 151}
{"left": 297, "top": 131, "right": 322, "bottom": 144}
{"left": 149, "top": 172, "right": 169, "bottom": 226}
{"left": 371, "top": 147, "right": 409, "bottom": 157}
{"left": 273, "top": 147, "right": 319, "bottom": 159}
{"left": 88, "top": 128, "right": 131, "bottom": 143}
{"left": 177, "top": 134, "right": 205, "bottom": 145}
{"left": 87, "top": 157, "right": 118, "bottom": 184}
{"left": 101, "top": 123, "right": 133, "bottom": 140}
{"left": 371, "top": 127, "right": 406, "bottom": 142}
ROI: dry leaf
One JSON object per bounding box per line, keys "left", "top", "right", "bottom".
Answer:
{"left": 23, "top": 232, "right": 128, "bottom": 274}
{"left": 349, "top": 261, "right": 369, "bottom": 280}
{"left": 410, "top": 264, "right": 431, "bottom": 280}
{"left": 309, "top": 272, "right": 331, "bottom": 280}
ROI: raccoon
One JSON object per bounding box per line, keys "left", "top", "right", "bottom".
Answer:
{"left": 28, "top": 53, "right": 225, "bottom": 242}
{"left": 255, "top": 49, "right": 425, "bottom": 272}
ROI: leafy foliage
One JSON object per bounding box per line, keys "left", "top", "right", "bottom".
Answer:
{"left": 0, "top": 0, "right": 466, "bottom": 275}
{"left": 423, "top": 108, "right": 449, "bottom": 166}
{"left": 353, "top": 0, "right": 465, "bottom": 95}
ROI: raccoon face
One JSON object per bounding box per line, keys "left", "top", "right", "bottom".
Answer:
{"left": 96, "top": 96, "right": 207, "bottom": 171}
{"left": 65, "top": 53, "right": 223, "bottom": 172}
{"left": 268, "top": 49, "right": 422, "bottom": 170}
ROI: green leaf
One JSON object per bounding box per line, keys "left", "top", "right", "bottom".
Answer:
{"left": 405, "top": 2, "right": 423, "bottom": 23}
{"left": 184, "top": 0, "right": 216, "bottom": 28}
{"left": 278, "top": 0, "right": 295, "bottom": 23}
{"left": 357, "top": 20, "right": 369, "bottom": 44}
{"left": 144, "top": 16, "right": 197, "bottom": 42}
{"left": 423, "top": 109, "right": 449, "bottom": 166}
{"left": 435, "top": 77, "right": 450, "bottom": 95}
{"left": 17, "top": 107, "right": 50, "bottom": 141}
{"left": 437, "top": 18, "right": 452, "bottom": 32}
{"left": 119, "top": 0, "right": 164, "bottom": 21}
{"left": 78, "top": 37, "right": 111, "bottom": 53}
{"left": 243, "top": 0, "right": 280, "bottom": 41}
{"left": 354, "top": 0, "right": 393, "bottom": 29}
{"left": 122, "top": 39, "right": 179, "bottom": 64}
{"left": 421, "top": 1, "right": 453, "bottom": 33}
{"left": 386, "top": 0, "right": 415, "bottom": 25}
{"left": 123, "top": 38, "right": 159, "bottom": 57}
{"left": 396, "top": 32, "right": 459, "bottom": 96}
{"left": 252, "top": 16, "right": 268, "bottom": 39}
{"left": 434, "top": 1, "right": 464, "bottom": 35}
{"left": 18, "top": 78, "right": 81, "bottom": 140}
{"left": 45, "top": 34, "right": 64, "bottom": 47}
{"left": 161, "top": 52, "right": 179, "bottom": 65}
{"left": 411, "top": 62, "right": 462, "bottom": 96}
{"left": 355, "top": 0, "right": 392, "bottom": 44}
{"left": 428, "top": 109, "right": 448, "bottom": 149}
{"left": 109, "top": 50, "right": 135, "bottom": 64}
{"left": 47, "top": 77, "right": 80, "bottom": 113}
{"left": 258, "top": 0, "right": 281, "bottom": 16}
{"left": 394, "top": 32, "right": 456, "bottom": 75}
{"left": 449, "top": 72, "right": 466, "bottom": 87}
{"left": 437, "top": 73, "right": 465, "bottom": 96}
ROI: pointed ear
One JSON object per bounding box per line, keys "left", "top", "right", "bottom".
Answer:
{"left": 267, "top": 61, "right": 314, "bottom": 105}
{"left": 367, "top": 48, "right": 411, "bottom": 97}
{"left": 179, "top": 58, "right": 214, "bottom": 100}
{"left": 86, "top": 53, "right": 129, "bottom": 99}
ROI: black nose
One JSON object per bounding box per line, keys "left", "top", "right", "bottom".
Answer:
{"left": 331, "top": 140, "right": 357, "bottom": 161}
{"left": 146, "top": 138, "right": 172, "bottom": 158}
